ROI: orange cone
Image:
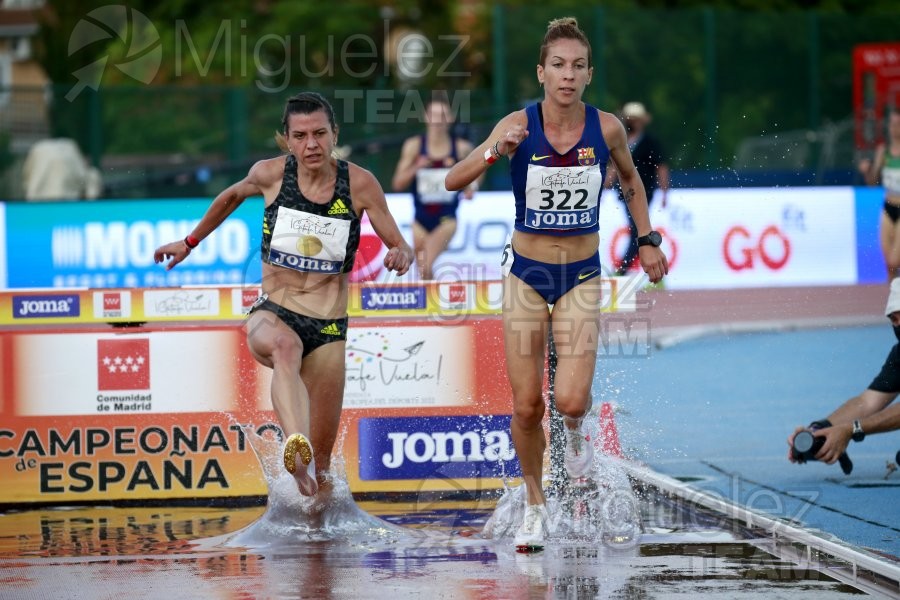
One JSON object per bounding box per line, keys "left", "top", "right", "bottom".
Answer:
{"left": 598, "top": 402, "right": 623, "bottom": 458}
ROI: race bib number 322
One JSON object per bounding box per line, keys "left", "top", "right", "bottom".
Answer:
{"left": 523, "top": 164, "right": 602, "bottom": 230}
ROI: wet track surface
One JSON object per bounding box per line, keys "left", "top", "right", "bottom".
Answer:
{"left": 0, "top": 483, "right": 871, "bottom": 599}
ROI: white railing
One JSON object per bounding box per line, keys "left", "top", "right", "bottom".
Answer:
{"left": 621, "top": 460, "right": 900, "bottom": 597}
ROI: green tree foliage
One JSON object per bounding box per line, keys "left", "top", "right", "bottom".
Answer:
{"left": 33, "top": 0, "right": 900, "bottom": 174}
{"left": 37, "top": 0, "right": 484, "bottom": 159}
{"left": 39, "top": 0, "right": 480, "bottom": 88}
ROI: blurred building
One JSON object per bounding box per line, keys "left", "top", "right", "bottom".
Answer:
{"left": 0, "top": 0, "right": 49, "bottom": 153}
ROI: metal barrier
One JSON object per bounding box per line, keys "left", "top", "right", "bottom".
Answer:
{"left": 622, "top": 461, "right": 900, "bottom": 597}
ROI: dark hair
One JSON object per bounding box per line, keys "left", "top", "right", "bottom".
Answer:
{"left": 275, "top": 92, "right": 338, "bottom": 152}
{"left": 538, "top": 17, "right": 592, "bottom": 68}
{"left": 281, "top": 92, "right": 337, "bottom": 133}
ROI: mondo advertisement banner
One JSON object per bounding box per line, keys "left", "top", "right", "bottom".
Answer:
{"left": 3, "top": 198, "right": 264, "bottom": 289}
{"left": 0, "top": 186, "right": 880, "bottom": 291}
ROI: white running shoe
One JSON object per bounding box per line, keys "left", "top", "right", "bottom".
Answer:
{"left": 514, "top": 503, "right": 548, "bottom": 550}
{"left": 564, "top": 427, "right": 594, "bottom": 479}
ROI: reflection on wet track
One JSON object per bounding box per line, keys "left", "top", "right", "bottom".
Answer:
{"left": 0, "top": 490, "right": 864, "bottom": 599}
{"left": 0, "top": 424, "right": 873, "bottom": 598}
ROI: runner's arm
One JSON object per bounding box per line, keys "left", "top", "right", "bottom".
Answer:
{"left": 445, "top": 111, "right": 527, "bottom": 191}
{"left": 352, "top": 165, "right": 413, "bottom": 275}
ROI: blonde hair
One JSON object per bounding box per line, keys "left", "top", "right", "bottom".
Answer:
{"left": 538, "top": 17, "right": 592, "bottom": 67}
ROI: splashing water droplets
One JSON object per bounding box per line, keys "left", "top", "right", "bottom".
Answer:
{"left": 222, "top": 427, "right": 414, "bottom": 550}
{"left": 482, "top": 418, "right": 641, "bottom": 550}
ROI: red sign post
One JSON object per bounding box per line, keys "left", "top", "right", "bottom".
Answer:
{"left": 853, "top": 42, "right": 900, "bottom": 150}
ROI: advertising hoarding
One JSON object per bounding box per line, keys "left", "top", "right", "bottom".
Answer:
{"left": 0, "top": 187, "right": 879, "bottom": 290}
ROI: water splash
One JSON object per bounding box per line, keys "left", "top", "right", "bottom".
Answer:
{"left": 222, "top": 427, "right": 415, "bottom": 550}
{"left": 483, "top": 453, "right": 641, "bottom": 548}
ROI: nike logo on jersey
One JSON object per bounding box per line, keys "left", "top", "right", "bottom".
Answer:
{"left": 531, "top": 154, "right": 551, "bottom": 161}
{"left": 578, "top": 269, "right": 598, "bottom": 280}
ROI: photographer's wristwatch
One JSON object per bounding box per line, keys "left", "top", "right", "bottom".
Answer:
{"left": 851, "top": 419, "right": 866, "bottom": 442}
{"left": 637, "top": 230, "right": 662, "bottom": 247}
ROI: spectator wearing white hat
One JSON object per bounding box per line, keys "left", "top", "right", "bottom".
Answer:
{"left": 606, "top": 101, "right": 670, "bottom": 276}
{"left": 787, "top": 278, "right": 900, "bottom": 466}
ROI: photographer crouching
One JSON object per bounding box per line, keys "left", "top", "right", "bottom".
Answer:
{"left": 787, "top": 279, "right": 900, "bottom": 473}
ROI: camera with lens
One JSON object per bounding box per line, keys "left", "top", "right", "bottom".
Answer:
{"left": 791, "top": 427, "right": 825, "bottom": 462}
{"left": 791, "top": 419, "right": 853, "bottom": 474}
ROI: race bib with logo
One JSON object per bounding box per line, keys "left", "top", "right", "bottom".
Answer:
{"left": 883, "top": 165, "right": 900, "bottom": 196}
{"left": 416, "top": 167, "right": 456, "bottom": 204}
{"left": 523, "top": 164, "right": 602, "bottom": 230}
{"left": 268, "top": 206, "right": 350, "bottom": 274}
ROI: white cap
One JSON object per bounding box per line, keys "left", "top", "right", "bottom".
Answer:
{"left": 622, "top": 102, "right": 649, "bottom": 120}
{"left": 886, "top": 278, "right": 900, "bottom": 317}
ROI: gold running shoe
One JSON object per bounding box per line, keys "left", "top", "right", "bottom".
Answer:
{"left": 283, "top": 433, "right": 318, "bottom": 496}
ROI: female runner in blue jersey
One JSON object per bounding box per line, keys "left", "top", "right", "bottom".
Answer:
{"left": 447, "top": 17, "right": 668, "bottom": 549}
{"left": 392, "top": 96, "right": 477, "bottom": 280}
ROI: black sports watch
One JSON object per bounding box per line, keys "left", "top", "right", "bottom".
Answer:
{"left": 637, "top": 230, "right": 662, "bottom": 247}
{"left": 851, "top": 420, "right": 865, "bottom": 442}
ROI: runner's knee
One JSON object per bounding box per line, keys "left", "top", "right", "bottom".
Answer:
{"left": 553, "top": 389, "right": 590, "bottom": 419}
{"left": 271, "top": 332, "right": 303, "bottom": 366}
{"left": 513, "top": 397, "right": 546, "bottom": 429}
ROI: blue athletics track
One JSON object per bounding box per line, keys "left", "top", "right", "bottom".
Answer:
{"left": 602, "top": 283, "right": 899, "bottom": 560}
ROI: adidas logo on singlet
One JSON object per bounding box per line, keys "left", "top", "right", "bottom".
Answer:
{"left": 328, "top": 198, "right": 349, "bottom": 215}
{"left": 320, "top": 322, "right": 341, "bottom": 335}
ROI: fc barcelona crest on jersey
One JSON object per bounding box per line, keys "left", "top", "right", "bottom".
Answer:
{"left": 577, "top": 147, "right": 595, "bottom": 166}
